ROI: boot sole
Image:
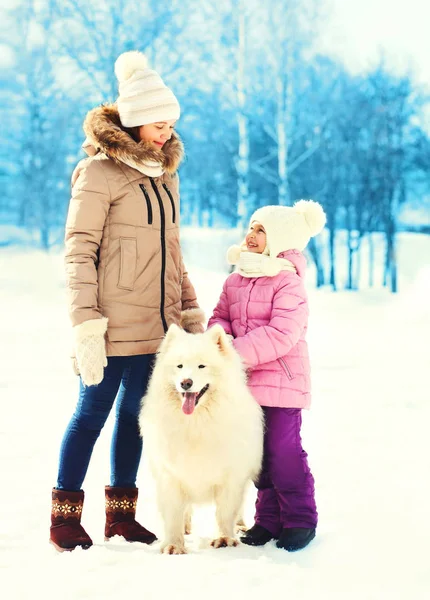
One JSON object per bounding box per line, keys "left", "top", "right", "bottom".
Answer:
{"left": 241, "top": 536, "right": 276, "bottom": 546}
{"left": 104, "top": 535, "right": 157, "bottom": 544}
{"left": 276, "top": 530, "right": 316, "bottom": 552}
{"left": 49, "top": 539, "right": 92, "bottom": 552}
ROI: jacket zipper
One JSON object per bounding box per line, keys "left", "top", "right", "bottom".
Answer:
{"left": 139, "top": 184, "right": 153, "bottom": 224}
{"left": 244, "top": 280, "right": 256, "bottom": 331}
{"left": 149, "top": 177, "right": 168, "bottom": 333}
{"left": 279, "top": 357, "right": 293, "bottom": 380}
{"left": 162, "top": 183, "right": 176, "bottom": 223}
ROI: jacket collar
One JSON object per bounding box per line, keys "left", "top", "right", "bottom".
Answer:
{"left": 82, "top": 103, "right": 184, "bottom": 176}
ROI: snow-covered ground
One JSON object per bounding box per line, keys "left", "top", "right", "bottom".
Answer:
{"left": 1, "top": 233, "right": 430, "bottom": 600}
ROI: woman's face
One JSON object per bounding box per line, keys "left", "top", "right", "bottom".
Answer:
{"left": 245, "top": 221, "right": 267, "bottom": 253}
{"left": 138, "top": 119, "right": 176, "bottom": 148}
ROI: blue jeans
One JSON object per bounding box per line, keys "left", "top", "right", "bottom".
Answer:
{"left": 56, "top": 354, "right": 154, "bottom": 491}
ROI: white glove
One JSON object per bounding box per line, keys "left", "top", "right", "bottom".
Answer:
{"left": 73, "top": 317, "right": 108, "bottom": 386}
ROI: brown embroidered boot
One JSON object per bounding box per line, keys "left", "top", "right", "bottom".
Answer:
{"left": 49, "top": 488, "right": 93, "bottom": 552}
{"left": 104, "top": 486, "right": 157, "bottom": 544}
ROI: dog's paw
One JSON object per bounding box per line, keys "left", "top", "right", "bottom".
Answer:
{"left": 236, "top": 518, "right": 247, "bottom": 533}
{"left": 184, "top": 513, "right": 192, "bottom": 535}
{"left": 210, "top": 536, "right": 239, "bottom": 549}
{"left": 161, "top": 543, "right": 187, "bottom": 555}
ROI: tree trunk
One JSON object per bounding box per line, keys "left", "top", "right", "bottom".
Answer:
{"left": 391, "top": 251, "right": 398, "bottom": 293}
{"left": 383, "top": 248, "right": 389, "bottom": 288}
{"left": 307, "top": 238, "right": 325, "bottom": 287}
{"left": 329, "top": 225, "right": 337, "bottom": 291}
{"left": 236, "top": 2, "right": 249, "bottom": 227}
{"left": 277, "top": 63, "right": 293, "bottom": 206}
{"left": 368, "top": 233, "right": 375, "bottom": 287}
{"left": 385, "top": 216, "right": 398, "bottom": 293}
{"left": 346, "top": 228, "right": 354, "bottom": 290}
{"left": 355, "top": 239, "right": 361, "bottom": 290}
{"left": 208, "top": 198, "right": 214, "bottom": 228}
{"left": 40, "top": 223, "right": 50, "bottom": 250}
{"left": 277, "top": 82, "right": 288, "bottom": 206}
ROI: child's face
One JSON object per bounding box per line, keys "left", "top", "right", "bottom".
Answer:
{"left": 245, "top": 221, "right": 267, "bottom": 253}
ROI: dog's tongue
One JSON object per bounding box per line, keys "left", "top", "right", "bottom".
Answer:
{"left": 182, "top": 392, "right": 198, "bottom": 415}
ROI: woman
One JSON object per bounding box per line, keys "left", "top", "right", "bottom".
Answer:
{"left": 50, "top": 51, "right": 205, "bottom": 552}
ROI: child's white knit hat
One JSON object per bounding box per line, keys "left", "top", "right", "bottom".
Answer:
{"left": 250, "top": 200, "right": 326, "bottom": 257}
{"left": 115, "top": 51, "right": 180, "bottom": 127}
{"left": 227, "top": 200, "right": 326, "bottom": 265}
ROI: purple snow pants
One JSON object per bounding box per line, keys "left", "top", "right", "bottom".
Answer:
{"left": 255, "top": 407, "right": 318, "bottom": 535}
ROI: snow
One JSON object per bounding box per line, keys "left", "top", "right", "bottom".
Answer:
{"left": 1, "top": 232, "right": 430, "bottom": 600}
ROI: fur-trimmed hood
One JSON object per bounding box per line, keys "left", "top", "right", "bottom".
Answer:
{"left": 82, "top": 103, "right": 184, "bottom": 175}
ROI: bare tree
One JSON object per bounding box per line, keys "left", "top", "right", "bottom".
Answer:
{"left": 4, "top": 0, "right": 77, "bottom": 247}
{"left": 52, "top": 0, "right": 185, "bottom": 102}
{"left": 256, "top": 0, "right": 324, "bottom": 206}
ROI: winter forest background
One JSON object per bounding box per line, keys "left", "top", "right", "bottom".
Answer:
{"left": 1, "top": 0, "right": 430, "bottom": 293}
{"left": 2, "top": 2, "right": 430, "bottom": 599}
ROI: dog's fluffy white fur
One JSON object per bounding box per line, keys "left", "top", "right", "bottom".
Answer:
{"left": 139, "top": 324, "right": 264, "bottom": 554}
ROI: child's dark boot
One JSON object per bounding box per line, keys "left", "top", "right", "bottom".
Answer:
{"left": 241, "top": 524, "right": 277, "bottom": 546}
{"left": 276, "top": 527, "right": 316, "bottom": 551}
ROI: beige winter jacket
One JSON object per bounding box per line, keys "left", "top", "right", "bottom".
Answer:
{"left": 65, "top": 104, "right": 203, "bottom": 356}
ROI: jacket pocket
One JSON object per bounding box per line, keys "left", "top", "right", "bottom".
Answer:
{"left": 278, "top": 357, "right": 294, "bottom": 380}
{"left": 118, "top": 237, "right": 137, "bottom": 290}
{"left": 162, "top": 183, "right": 176, "bottom": 223}
{"left": 139, "top": 184, "right": 153, "bottom": 224}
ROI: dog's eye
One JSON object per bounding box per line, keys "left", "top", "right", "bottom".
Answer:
{"left": 177, "top": 364, "right": 183, "bottom": 369}
{"left": 198, "top": 365, "right": 206, "bottom": 369}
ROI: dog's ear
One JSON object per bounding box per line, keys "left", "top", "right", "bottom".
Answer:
{"left": 207, "top": 324, "right": 230, "bottom": 355}
{"left": 159, "top": 323, "right": 182, "bottom": 354}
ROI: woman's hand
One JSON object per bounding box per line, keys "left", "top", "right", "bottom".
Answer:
{"left": 73, "top": 318, "right": 108, "bottom": 386}
{"left": 180, "top": 308, "right": 205, "bottom": 335}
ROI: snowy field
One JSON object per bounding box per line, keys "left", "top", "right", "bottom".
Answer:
{"left": 1, "top": 232, "right": 430, "bottom": 600}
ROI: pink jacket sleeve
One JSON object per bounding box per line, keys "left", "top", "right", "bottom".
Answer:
{"left": 207, "top": 280, "right": 233, "bottom": 335}
{"left": 233, "top": 275, "right": 308, "bottom": 367}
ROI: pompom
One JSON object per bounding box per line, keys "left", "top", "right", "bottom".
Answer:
{"left": 293, "top": 200, "right": 326, "bottom": 237}
{"left": 226, "top": 245, "right": 242, "bottom": 265}
{"left": 115, "top": 51, "right": 148, "bottom": 83}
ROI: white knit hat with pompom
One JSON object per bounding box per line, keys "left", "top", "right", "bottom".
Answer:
{"left": 114, "top": 50, "right": 180, "bottom": 127}
{"left": 249, "top": 200, "right": 326, "bottom": 256}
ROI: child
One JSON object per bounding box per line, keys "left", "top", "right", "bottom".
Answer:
{"left": 207, "top": 200, "right": 326, "bottom": 552}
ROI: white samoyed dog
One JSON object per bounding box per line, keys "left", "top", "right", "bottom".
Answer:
{"left": 139, "top": 324, "right": 264, "bottom": 555}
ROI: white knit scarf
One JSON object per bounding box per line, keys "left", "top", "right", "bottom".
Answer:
{"left": 121, "top": 157, "right": 164, "bottom": 177}
{"left": 229, "top": 248, "right": 296, "bottom": 278}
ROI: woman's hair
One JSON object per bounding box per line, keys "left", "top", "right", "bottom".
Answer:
{"left": 122, "top": 125, "right": 141, "bottom": 142}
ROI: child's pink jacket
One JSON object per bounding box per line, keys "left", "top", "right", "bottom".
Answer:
{"left": 208, "top": 250, "right": 312, "bottom": 409}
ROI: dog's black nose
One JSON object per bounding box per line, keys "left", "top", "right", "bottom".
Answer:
{"left": 181, "top": 379, "right": 193, "bottom": 391}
